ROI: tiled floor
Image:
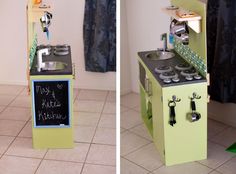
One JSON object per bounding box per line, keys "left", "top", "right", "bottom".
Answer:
{"left": 121, "top": 92, "right": 236, "bottom": 174}
{"left": 0, "top": 85, "right": 116, "bottom": 174}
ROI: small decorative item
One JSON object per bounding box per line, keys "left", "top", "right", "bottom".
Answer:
{"left": 34, "top": 0, "right": 42, "bottom": 5}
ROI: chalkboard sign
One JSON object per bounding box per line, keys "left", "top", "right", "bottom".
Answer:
{"left": 32, "top": 80, "right": 70, "bottom": 127}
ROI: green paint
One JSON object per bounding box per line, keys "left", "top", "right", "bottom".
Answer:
{"left": 138, "top": 56, "right": 207, "bottom": 165}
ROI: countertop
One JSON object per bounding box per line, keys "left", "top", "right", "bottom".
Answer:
{"left": 30, "top": 46, "right": 73, "bottom": 76}
{"left": 138, "top": 50, "right": 207, "bottom": 87}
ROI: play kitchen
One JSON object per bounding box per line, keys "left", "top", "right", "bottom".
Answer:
{"left": 138, "top": 0, "right": 207, "bottom": 166}
{"left": 27, "top": 0, "right": 75, "bottom": 149}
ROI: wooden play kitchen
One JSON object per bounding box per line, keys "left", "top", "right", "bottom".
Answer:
{"left": 138, "top": 0, "right": 208, "bottom": 166}
{"left": 27, "top": 0, "right": 75, "bottom": 149}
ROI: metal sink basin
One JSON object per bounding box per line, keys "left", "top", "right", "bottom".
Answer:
{"left": 145, "top": 50, "right": 175, "bottom": 60}
{"left": 41, "top": 61, "right": 67, "bottom": 71}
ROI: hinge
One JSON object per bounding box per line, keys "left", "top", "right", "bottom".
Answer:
{"left": 163, "top": 150, "right": 165, "bottom": 155}
{"left": 161, "top": 96, "right": 163, "bottom": 102}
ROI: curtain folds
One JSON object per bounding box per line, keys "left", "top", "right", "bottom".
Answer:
{"left": 83, "top": 0, "right": 116, "bottom": 72}
{"left": 207, "top": 0, "right": 236, "bottom": 103}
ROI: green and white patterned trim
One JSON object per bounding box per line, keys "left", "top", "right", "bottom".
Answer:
{"left": 29, "top": 34, "right": 38, "bottom": 68}
{"left": 174, "top": 39, "right": 207, "bottom": 76}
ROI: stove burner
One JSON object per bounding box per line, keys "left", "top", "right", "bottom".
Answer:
{"left": 160, "top": 71, "right": 178, "bottom": 80}
{"left": 175, "top": 63, "right": 192, "bottom": 71}
{"left": 180, "top": 68, "right": 198, "bottom": 77}
{"left": 194, "top": 74, "right": 202, "bottom": 80}
{"left": 155, "top": 65, "right": 173, "bottom": 73}
{"left": 186, "top": 76, "right": 193, "bottom": 81}
{"left": 172, "top": 77, "right": 180, "bottom": 83}
{"left": 163, "top": 78, "right": 172, "bottom": 84}
{"left": 55, "top": 44, "right": 69, "bottom": 51}
{"left": 54, "top": 50, "right": 69, "bottom": 56}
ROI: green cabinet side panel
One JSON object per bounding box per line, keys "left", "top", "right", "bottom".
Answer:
{"left": 151, "top": 76, "right": 165, "bottom": 163}
{"left": 162, "top": 83, "right": 207, "bottom": 166}
{"left": 171, "top": 0, "right": 207, "bottom": 61}
{"left": 30, "top": 75, "right": 74, "bottom": 149}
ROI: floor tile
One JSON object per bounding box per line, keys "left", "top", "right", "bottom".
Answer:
{"left": 0, "top": 107, "right": 31, "bottom": 121}
{"left": 107, "top": 91, "right": 116, "bottom": 102}
{"left": 6, "top": 137, "right": 47, "bottom": 158}
{"left": 121, "top": 131, "right": 150, "bottom": 156}
{"left": 0, "top": 106, "right": 5, "bottom": 113}
{"left": 129, "top": 124, "right": 152, "bottom": 141}
{"left": 98, "top": 114, "right": 116, "bottom": 129}
{"left": 125, "top": 143, "right": 163, "bottom": 171}
{"left": 19, "top": 87, "right": 29, "bottom": 96}
{"left": 199, "top": 141, "right": 234, "bottom": 169}
{"left": 74, "top": 112, "right": 100, "bottom": 126}
{"left": 0, "top": 85, "right": 24, "bottom": 95}
{"left": 0, "top": 136, "right": 15, "bottom": 154}
{"left": 153, "top": 162, "right": 212, "bottom": 174}
{"left": 209, "top": 171, "right": 222, "bottom": 174}
{"left": 36, "top": 160, "right": 83, "bottom": 174}
{"left": 74, "top": 126, "right": 96, "bottom": 143}
{"left": 210, "top": 127, "right": 236, "bottom": 147}
{"left": 18, "top": 121, "right": 32, "bottom": 138}
{"left": 121, "top": 158, "right": 149, "bottom": 174}
{"left": 45, "top": 143, "right": 90, "bottom": 163}
{"left": 208, "top": 119, "right": 228, "bottom": 139}
{"left": 93, "top": 128, "right": 116, "bottom": 145}
{"left": 10, "top": 95, "right": 31, "bottom": 108}
{"left": 0, "top": 155, "right": 41, "bottom": 174}
{"left": 103, "top": 102, "right": 116, "bottom": 114}
{"left": 121, "top": 106, "right": 129, "bottom": 113}
{"left": 121, "top": 93, "right": 140, "bottom": 108}
{"left": 86, "top": 144, "right": 116, "bottom": 166}
{"left": 74, "top": 100, "right": 105, "bottom": 113}
{"left": 82, "top": 164, "right": 116, "bottom": 174}
{"left": 0, "top": 95, "right": 15, "bottom": 106}
{"left": 133, "top": 105, "right": 141, "bottom": 112}
{"left": 216, "top": 157, "right": 236, "bottom": 174}
{"left": 121, "top": 110, "right": 143, "bottom": 129}
{"left": 78, "top": 89, "right": 108, "bottom": 101}
{"left": 121, "top": 127, "right": 127, "bottom": 133}
{"left": 0, "top": 120, "right": 26, "bottom": 136}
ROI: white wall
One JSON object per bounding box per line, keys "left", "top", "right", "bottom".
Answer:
{"left": 0, "top": 0, "right": 116, "bottom": 91}
{"left": 124, "top": 0, "right": 170, "bottom": 93}
{"left": 120, "top": 0, "right": 131, "bottom": 95}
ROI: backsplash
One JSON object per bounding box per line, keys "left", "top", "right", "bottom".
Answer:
{"left": 29, "top": 34, "right": 38, "bottom": 68}
{"left": 174, "top": 39, "right": 207, "bottom": 76}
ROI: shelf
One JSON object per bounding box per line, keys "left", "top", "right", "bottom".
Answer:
{"left": 28, "top": 4, "right": 51, "bottom": 22}
{"left": 162, "top": 7, "right": 202, "bottom": 33}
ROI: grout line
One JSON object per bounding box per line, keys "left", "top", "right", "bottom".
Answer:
{"left": 210, "top": 155, "right": 235, "bottom": 172}
{"left": 1, "top": 120, "right": 30, "bottom": 157}
{"left": 195, "top": 161, "right": 215, "bottom": 170}
{"left": 150, "top": 164, "right": 164, "bottom": 173}
{"left": 122, "top": 156, "right": 151, "bottom": 173}
{"left": 122, "top": 142, "right": 152, "bottom": 157}
{"left": 80, "top": 92, "right": 109, "bottom": 174}
{"left": 83, "top": 162, "right": 116, "bottom": 167}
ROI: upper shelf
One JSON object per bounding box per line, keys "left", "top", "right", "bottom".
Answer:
{"left": 162, "top": 7, "right": 202, "bottom": 33}
{"left": 28, "top": 4, "right": 51, "bottom": 23}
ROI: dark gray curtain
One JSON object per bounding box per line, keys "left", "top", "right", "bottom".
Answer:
{"left": 83, "top": 0, "right": 116, "bottom": 72}
{"left": 207, "top": 0, "right": 236, "bottom": 103}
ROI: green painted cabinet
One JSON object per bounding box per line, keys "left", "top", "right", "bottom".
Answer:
{"left": 139, "top": 58, "right": 207, "bottom": 166}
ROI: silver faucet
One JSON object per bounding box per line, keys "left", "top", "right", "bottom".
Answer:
{"left": 160, "top": 33, "right": 168, "bottom": 52}
{"left": 37, "top": 48, "right": 49, "bottom": 72}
